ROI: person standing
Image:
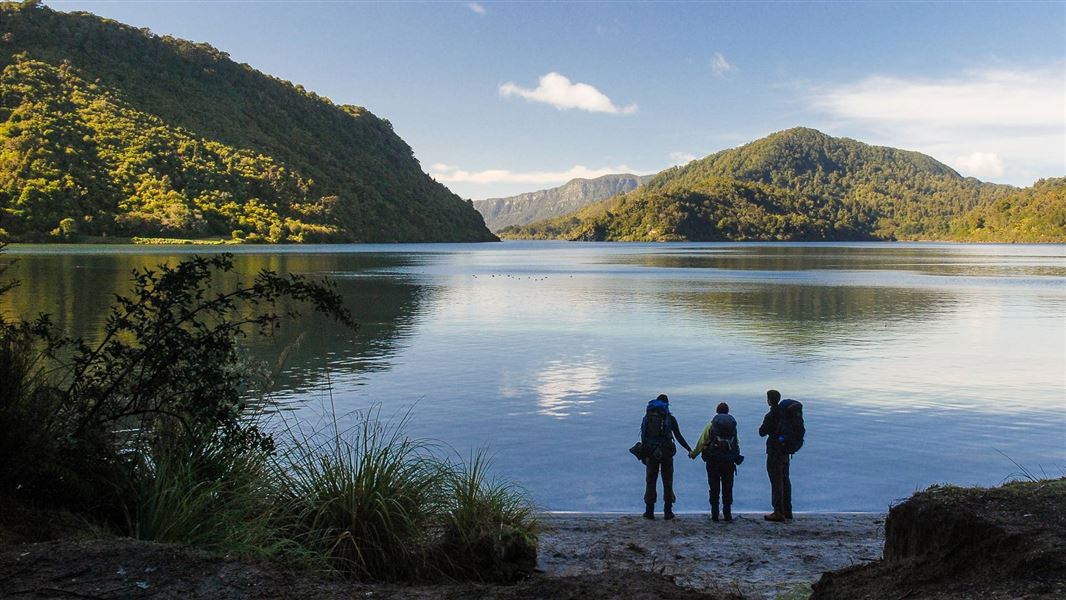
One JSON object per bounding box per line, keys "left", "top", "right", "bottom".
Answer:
{"left": 759, "top": 389, "right": 792, "bottom": 521}
{"left": 640, "top": 394, "right": 692, "bottom": 520}
{"left": 688, "top": 402, "right": 741, "bottom": 522}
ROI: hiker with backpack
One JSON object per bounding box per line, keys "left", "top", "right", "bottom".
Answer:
{"left": 758, "top": 389, "right": 804, "bottom": 522}
{"left": 638, "top": 394, "right": 692, "bottom": 520}
{"left": 688, "top": 402, "right": 744, "bottom": 522}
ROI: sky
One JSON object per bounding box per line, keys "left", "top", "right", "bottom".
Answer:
{"left": 46, "top": 0, "right": 1066, "bottom": 199}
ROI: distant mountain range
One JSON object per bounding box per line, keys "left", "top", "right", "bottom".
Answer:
{"left": 0, "top": 3, "right": 495, "bottom": 243}
{"left": 471, "top": 174, "right": 653, "bottom": 232}
{"left": 501, "top": 128, "right": 1066, "bottom": 243}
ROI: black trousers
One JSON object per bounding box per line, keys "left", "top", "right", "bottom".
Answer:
{"left": 766, "top": 452, "right": 792, "bottom": 516}
{"left": 706, "top": 459, "right": 735, "bottom": 507}
{"left": 644, "top": 455, "right": 675, "bottom": 506}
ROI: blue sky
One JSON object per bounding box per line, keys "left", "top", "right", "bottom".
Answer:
{"left": 48, "top": 1, "right": 1066, "bottom": 199}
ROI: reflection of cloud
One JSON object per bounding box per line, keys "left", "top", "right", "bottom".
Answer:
{"left": 536, "top": 358, "right": 609, "bottom": 418}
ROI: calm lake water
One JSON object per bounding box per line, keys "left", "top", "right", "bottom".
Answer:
{"left": 4, "top": 241, "right": 1065, "bottom": 512}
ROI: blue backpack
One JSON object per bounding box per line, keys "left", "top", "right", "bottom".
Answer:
{"left": 642, "top": 400, "right": 671, "bottom": 449}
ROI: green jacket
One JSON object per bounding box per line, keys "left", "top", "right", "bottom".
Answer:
{"left": 688, "top": 414, "right": 740, "bottom": 459}
{"left": 688, "top": 421, "right": 716, "bottom": 459}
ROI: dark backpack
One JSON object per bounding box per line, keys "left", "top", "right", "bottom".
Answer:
{"left": 777, "top": 399, "right": 805, "bottom": 454}
{"left": 643, "top": 407, "right": 671, "bottom": 449}
{"left": 702, "top": 414, "right": 738, "bottom": 460}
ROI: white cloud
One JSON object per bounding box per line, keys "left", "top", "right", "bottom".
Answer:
{"left": 953, "top": 152, "right": 1005, "bottom": 178}
{"left": 711, "top": 52, "right": 735, "bottom": 76}
{"left": 467, "top": 2, "right": 485, "bottom": 15}
{"left": 669, "top": 151, "right": 697, "bottom": 165}
{"left": 431, "top": 163, "right": 645, "bottom": 185}
{"left": 499, "top": 72, "right": 638, "bottom": 115}
{"left": 808, "top": 65, "right": 1066, "bottom": 183}
{"left": 811, "top": 68, "right": 1063, "bottom": 127}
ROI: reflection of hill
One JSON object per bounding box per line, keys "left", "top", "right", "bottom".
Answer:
{"left": 0, "top": 251, "right": 430, "bottom": 396}
{"left": 668, "top": 283, "right": 950, "bottom": 348}
{"left": 251, "top": 274, "right": 430, "bottom": 397}
{"left": 611, "top": 245, "right": 1066, "bottom": 278}
{"left": 612, "top": 247, "right": 963, "bottom": 349}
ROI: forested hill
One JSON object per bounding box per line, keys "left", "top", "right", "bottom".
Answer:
{"left": 501, "top": 128, "right": 1052, "bottom": 242}
{"left": 0, "top": 2, "right": 496, "bottom": 242}
{"left": 948, "top": 177, "right": 1066, "bottom": 243}
{"left": 472, "top": 173, "right": 653, "bottom": 232}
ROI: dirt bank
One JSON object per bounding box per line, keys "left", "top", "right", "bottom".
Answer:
{"left": 0, "top": 538, "right": 736, "bottom": 600}
{"left": 811, "top": 478, "right": 1066, "bottom": 599}
{"left": 0, "top": 513, "right": 883, "bottom": 599}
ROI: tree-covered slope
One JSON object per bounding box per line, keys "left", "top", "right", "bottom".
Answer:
{"left": 503, "top": 128, "right": 1026, "bottom": 242}
{"left": 0, "top": 2, "right": 496, "bottom": 242}
{"left": 949, "top": 177, "right": 1066, "bottom": 242}
{"left": 472, "top": 173, "right": 652, "bottom": 232}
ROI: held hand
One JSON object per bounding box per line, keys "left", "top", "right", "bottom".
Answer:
{"left": 688, "top": 450, "right": 697, "bottom": 459}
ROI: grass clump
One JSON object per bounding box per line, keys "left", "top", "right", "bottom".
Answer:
{"left": 277, "top": 413, "right": 445, "bottom": 580}
{"left": 274, "top": 411, "right": 538, "bottom": 582}
{"left": 438, "top": 451, "right": 538, "bottom": 581}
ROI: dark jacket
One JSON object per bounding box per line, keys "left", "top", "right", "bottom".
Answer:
{"left": 758, "top": 406, "right": 783, "bottom": 454}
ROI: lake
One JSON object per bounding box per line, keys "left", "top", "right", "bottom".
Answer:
{"left": 3, "top": 241, "right": 1064, "bottom": 512}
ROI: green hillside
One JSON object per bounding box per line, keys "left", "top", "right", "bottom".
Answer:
{"left": 949, "top": 177, "right": 1066, "bottom": 242}
{"left": 502, "top": 128, "right": 1043, "bottom": 242}
{"left": 0, "top": 1, "right": 496, "bottom": 242}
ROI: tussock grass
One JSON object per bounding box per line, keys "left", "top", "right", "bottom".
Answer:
{"left": 274, "top": 411, "right": 446, "bottom": 580}
{"left": 437, "top": 451, "right": 538, "bottom": 581}
{"left": 124, "top": 442, "right": 281, "bottom": 556}
{"left": 270, "top": 409, "right": 538, "bottom": 582}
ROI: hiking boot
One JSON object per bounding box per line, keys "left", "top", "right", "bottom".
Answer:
{"left": 664, "top": 503, "right": 675, "bottom": 520}
{"left": 711, "top": 503, "right": 720, "bottom": 522}
{"left": 764, "top": 512, "right": 786, "bottom": 522}
{"left": 784, "top": 512, "right": 794, "bottom": 521}
{"left": 643, "top": 503, "right": 655, "bottom": 520}
{"left": 723, "top": 506, "right": 732, "bottom": 522}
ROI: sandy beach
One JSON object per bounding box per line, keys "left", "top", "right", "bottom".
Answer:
{"left": 537, "top": 512, "right": 885, "bottom": 599}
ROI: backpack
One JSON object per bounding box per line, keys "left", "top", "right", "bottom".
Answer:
{"left": 702, "top": 414, "right": 738, "bottom": 461}
{"left": 643, "top": 406, "right": 671, "bottom": 449}
{"left": 777, "top": 399, "right": 805, "bottom": 454}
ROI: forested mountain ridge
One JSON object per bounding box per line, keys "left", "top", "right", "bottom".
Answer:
{"left": 0, "top": 2, "right": 496, "bottom": 242}
{"left": 502, "top": 128, "right": 1050, "bottom": 242}
{"left": 472, "top": 173, "right": 653, "bottom": 232}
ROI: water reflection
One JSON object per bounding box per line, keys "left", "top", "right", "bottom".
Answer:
{"left": 535, "top": 358, "right": 610, "bottom": 418}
